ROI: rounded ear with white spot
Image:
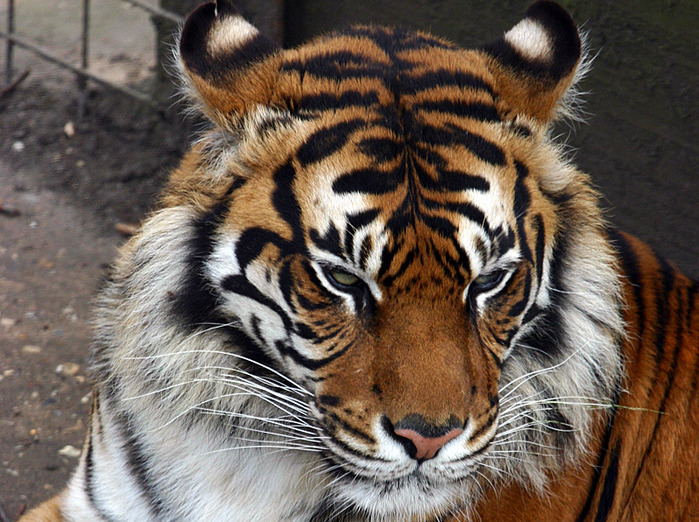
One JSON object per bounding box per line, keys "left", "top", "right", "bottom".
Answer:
{"left": 178, "top": 0, "right": 282, "bottom": 126}
{"left": 480, "top": 0, "right": 582, "bottom": 123}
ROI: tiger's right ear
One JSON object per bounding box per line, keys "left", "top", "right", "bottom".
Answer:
{"left": 178, "top": 0, "right": 282, "bottom": 126}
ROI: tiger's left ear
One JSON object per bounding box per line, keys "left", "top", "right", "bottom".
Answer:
{"left": 178, "top": 0, "right": 282, "bottom": 126}
{"left": 480, "top": 0, "right": 582, "bottom": 123}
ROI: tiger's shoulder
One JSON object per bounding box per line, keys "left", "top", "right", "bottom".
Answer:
{"left": 470, "top": 230, "right": 699, "bottom": 521}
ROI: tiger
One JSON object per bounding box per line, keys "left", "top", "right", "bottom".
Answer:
{"left": 21, "top": 0, "right": 698, "bottom": 521}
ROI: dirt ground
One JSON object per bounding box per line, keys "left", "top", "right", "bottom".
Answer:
{"left": 0, "top": 82, "right": 189, "bottom": 519}
{"left": 0, "top": 1, "right": 696, "bottom": 520}
{"left": 0, "top": 2, "right": 190, "bottom": 518}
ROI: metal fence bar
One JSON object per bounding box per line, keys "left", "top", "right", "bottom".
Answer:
{"left": 0, "top": 30, "right": 159, "bottom": 109}
{"left": 5, "top": 0, "right": 14, "bottom": 84}
{"left": 77, "top": 0, "right": 90, "bottom": 118}
{"left": 120, "top": 0, "right": 183, "bottom": 24}
{"left": 0, "top": 1, "right": 183, "bottom": 110}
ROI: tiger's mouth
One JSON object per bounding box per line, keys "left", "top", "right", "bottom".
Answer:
{"left": 316, "top": 424, "right": 492, "bottom": 492}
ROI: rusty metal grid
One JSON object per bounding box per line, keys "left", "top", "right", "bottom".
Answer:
{"left": 1, "top": 0, "right": 183, "bottom": 114}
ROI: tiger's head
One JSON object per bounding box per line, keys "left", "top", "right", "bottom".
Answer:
{"left": 102, "top": 1, "right": 625, "bottom": 519}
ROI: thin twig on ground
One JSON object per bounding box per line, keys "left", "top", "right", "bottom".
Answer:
{"left": 0, "top": 68, "right": 30, "bottom": 99}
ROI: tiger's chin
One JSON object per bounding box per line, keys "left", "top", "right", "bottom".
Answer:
{"left": 323, "top": 465, "right": 479, "bottom": 521}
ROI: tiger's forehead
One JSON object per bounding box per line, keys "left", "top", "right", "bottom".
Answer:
{"left": 273, "top": 28, "right": 518, "bottom": 275}
{"left": 291, "top": 112, "right": 516, "bottom": 281}
{"left": 222, "top": 25, "right": 535, "bottom": 281}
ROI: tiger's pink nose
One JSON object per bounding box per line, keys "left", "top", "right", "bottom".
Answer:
{"left": 394, "top": 427, "right": 463, "bottom": 460}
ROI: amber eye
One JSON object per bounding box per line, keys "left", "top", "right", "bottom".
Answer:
{"left": 327, "top": 269, "right": 362, "bottom": 288}
{"left": 471, "top": 270, "right": 506, "bottom": 292}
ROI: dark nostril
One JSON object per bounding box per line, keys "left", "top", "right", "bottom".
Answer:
{"left": 385, "top": 414, "right": 464, "bottom": 461}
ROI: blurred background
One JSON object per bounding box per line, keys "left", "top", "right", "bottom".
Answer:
{"left": 0, "top": 0, "right": 697, "bottom": 518}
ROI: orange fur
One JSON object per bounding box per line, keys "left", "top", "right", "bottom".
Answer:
{"left": 457, "top": 234, "right": 699, "bottom": 521}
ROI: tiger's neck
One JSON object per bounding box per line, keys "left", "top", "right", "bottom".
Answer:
{"left": 64, "top": 389, "right": 334, "bottom": 521}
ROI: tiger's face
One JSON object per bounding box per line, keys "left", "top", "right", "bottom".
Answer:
{"left": 157, "top": 0, "right": 624, "bottom": 518}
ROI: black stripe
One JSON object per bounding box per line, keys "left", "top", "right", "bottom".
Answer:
{"left": 296, "top": 119, "right": 364, "bottom": 167}
{"left": 606, "top": 228, "right": 645, "bottom": 341}
{"left": 513, "top": 162, "right": 533, "bottom": 263}
{"left": 427, "top": 239, "right": 456, "bottom": 283}
{"left": 309, "top": 223, "right": 344, "bottom": 259}
{"left": 495, "top": 226, "right": 516, "bottom": 258}
{"left": 171, "top": 178, "right": 245, "bottom": 331}
{"left": 222, "top": 275, "right": 295, "bottom": 334}
{"left": 534, "top": 214, "right": 546, "bottom": 286}
{"left": 406, "top": 120, "right": 506, "bottom": 166}
{"left": 172, "top": 200, "right": 229, "bottom": 330}
{"left": 576, "top": 389, "right": 620, "bottom": 522}
{"left": 322, "top": 432, "right": 387, "bottom": 468}
{"left": 414, "top": 100, "right": 500, "bottom": 122}
{"left": 280, "top": 54, "right": 386, "bottom": 81}
{"left": 317, "top": 395, "right": 340, "bottom": 406}
{"left": 278, "top": 260, "right": 297, "bottom": 312}
{"left": 293, "top": 320, "right": 320, "bottom": 341}
{"left": 295, "top": 290, "right": 332, "bottom": 312}
{"left": 215, "top": 34, "right": 278, "bottom": 81}
{"left": 378, "top": 240, "right": 399, "bottom": 280}
{"left": 521, "top": 303, "right": 542, "bottom": 326}
{"left": 594, "top": 442, "right": 621, "bottom": 522}
{"left": 422, "top": 213, "right": 458, "bottom": 238}
{"left": 421, "top": 198, "right": 492, "bottom": 237}
{"left": 273, "top": 162, "right": 305, "bottom": 249}
{"left": 440, "top": 169, "right": 491, "bottom": 192}
{"left": 223, "top": 322, "right": 280, "bottom": 377}
{"left": 654, "top": 256, "right": 676, "bottom": 363}
{"left": 332, "top": 167, "right": 400, "bottom": 195}
{"left": 517, "top": 226, "right": 569, "bottom": 359}
{"left": 234, "top": 163, "right": 306, "bottom": 269}
{"left": 327, "top": 412, "right": 376, "bottom": 444}
{"left": 84, "top": 401, "right": 113, "bottom": 522}
{"left": 356, "top": 137, "right": 403, "bottom": 163}
{"left": 300, "top": 90, "right": 380, "bottom": 112}
{"left": 114, "top": 410, "right": 165, "bottom": 517}
{"left": 381, "top": 249, "right": 416, "bottom": 288}
{"left": 447, "top": 235, "right": 472, "bottom": 286}
{"left": 510, "top": 122, "right": 533, "bottom": 138}
{"left": 272, "top": 331, "right": 353, "bottom": 371}
{"left": 344, "top": 25, "right": 456, "bottom": 52}
{"left": 400, "top": 70, "right": 495, "bottom": 98}
{"left": 411, "top": 141, "right": 447, "bottom": 169}
{"left": 343, "top": 209, "right": 381, "bottom": 263}
{"left": 236, "top": 227, "right": 289, "bottom": 270}
{"left": 508, "top": 271, "right": 532, "bottom": 317}
{"left": 469, "top": 407, "right": 498, "bottom": 441}
{"left": 415, "top": 165, "right": 490, "bottom": 193}
{"left": 359, "top": 234, "right": 374, "bottom": 270}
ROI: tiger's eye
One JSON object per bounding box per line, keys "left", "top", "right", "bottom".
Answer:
{"left": 328, "top": 270, "right": 361, "bottom": 287}
{"left": 471, "top": 270, "right": 505, "bottom": 291}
